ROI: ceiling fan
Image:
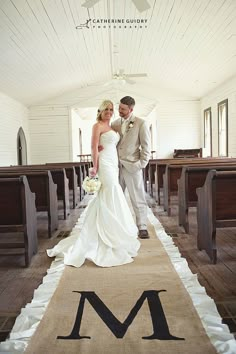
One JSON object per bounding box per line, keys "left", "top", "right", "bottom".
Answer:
{"left": 82, "top": 0, "right": 151, "bottom": 13}
{"left": 112, "top": 69, "right": 147, "bottom": 84}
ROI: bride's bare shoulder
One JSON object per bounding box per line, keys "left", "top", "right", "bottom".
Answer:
{"left": 92, "top": 122, "right": 103, "bottom": 132}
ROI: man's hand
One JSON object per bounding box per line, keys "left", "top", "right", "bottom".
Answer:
{"left": 98, "top": 145, "right": 104, "bottom": 152}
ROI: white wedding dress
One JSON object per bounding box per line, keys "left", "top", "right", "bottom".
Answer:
{"left": 47, "top": 130, "right": 140, "bottom": 267}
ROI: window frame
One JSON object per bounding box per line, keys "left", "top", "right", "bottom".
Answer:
{"left": 217, "top": 99, "right": 228, "bottom": 157}
{"left": 203, "top": 107, "right": 212, "bottom": 157}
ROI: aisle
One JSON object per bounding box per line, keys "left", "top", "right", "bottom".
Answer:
{"left": 0, "top": 207, "right": 235, "bottom": 353}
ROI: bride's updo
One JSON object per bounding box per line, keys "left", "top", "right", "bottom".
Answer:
{"left": 96, "top": 100, "right": 113, "bottom": 121}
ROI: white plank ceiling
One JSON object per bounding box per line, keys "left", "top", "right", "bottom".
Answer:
{"left": 0, "top": 0, "right": 236, "bottom": 107}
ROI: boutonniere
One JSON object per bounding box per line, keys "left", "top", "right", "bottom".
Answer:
{"left": 128, "top": 121, "right": 135, "bottom": 130}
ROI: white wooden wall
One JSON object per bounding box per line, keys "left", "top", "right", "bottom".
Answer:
{"left": 201, "top": 75, "right": 236, "bottom": 157}
{"left": 2, "top": 77, "right": 236, "bottom": 165}
{"left": 70, "top": 109, "right": 94, "bottom": 160}
{"left": 29, "top": 93, "right": 202, "bottom": 162}
{"left": 28, "top": 74, "right": 236, "bottom": 163}
{"left": 29, "top": 105, "right": 70, "bottom": 163}
{"left": 156, "top": 99, "right": 201, "bottom": 158}
{"left": 144, "top": 107, "right": 158, "bottom": 158}
{"left": 75, "top": 117, "right": 94, "bottom": 156}
{"left": 0, "top": 91, "right": 30, "bottom": 166}
{"left": 71, "top": 109, "right": 81, "bottom": 161}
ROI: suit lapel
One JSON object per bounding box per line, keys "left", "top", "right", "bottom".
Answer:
{"left": 119, "top": 116, "right": 136, "bottom": 145}
{"left": 124, "top": 116, "right": 136, "bottom": 135}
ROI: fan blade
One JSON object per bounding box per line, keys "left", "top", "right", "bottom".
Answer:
{"left": 126, "top": 73, "right": 147, "bottom": 78}
{"left": 82, "top": 0, "right": 101, "bottom": 9}
{"left": 132, "top": 0, "right": 151, "bottom": 12}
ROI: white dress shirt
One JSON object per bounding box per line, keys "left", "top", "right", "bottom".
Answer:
{"left": 121, "top": 114, "right": 133, "bottom": 135}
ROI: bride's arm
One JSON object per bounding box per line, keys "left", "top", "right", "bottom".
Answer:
{"left": 90, "top": 123, "right": 101, "bottom": 176}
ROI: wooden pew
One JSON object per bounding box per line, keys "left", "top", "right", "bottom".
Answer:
{"left": 0, "top": 171, "right": 58, "bottom": 237}
{"left": 76, "top": 163, "right": 86, "bottom": 200}
{"left": 49, "top": 169, "right": 70, "bottom": 219}
{"left": 0, "top": 161, "right": 91, "bottom": 206}
{"left": 146, "top": 161, "right": 156, "bottom": 196}
{"left": 196, "top": 170, "right": 236, "bottom": 263}
{"left": 49, "top": 165, "right": 78, "bottom": 208}
{"left": 143, "top": 166, "right": 149, "bottom": 192}
{"left": 173, "top": 148, "right": 202, "bottom": 158}
{"left": 148, "top": 158, "right": 203, "bottom": 204}
{"left": 18, "top": 164, "right": 78, "bottom": 209}
{"left": 77, "top": 154, "right": 92, "bottom": 162}
{"left": 1, "top": 165, "right": 70, "bottom": 220}
{"left": 178, "top": 164, "right": 236, "bottom": 233}
{"left": 162, "top": 158, "right": 236, "bottom": 215}
{"left": 61, "top": 162, "right": 91, "bottom": 201}
{"left": 64, "top": 162, "right": 85, "bottom": 201}
{"left": 0, "top": 165, "right": 72, "bottom": 217}
{"left": 46, "top": 161, "right": 91, "bottom": 201}
{"left": 0, "top": 176, "right": 37, "bottom": 266}
{"left": 72, "top": 161, "right": 91, "bottom": 200}
{"left": 148, "top": 157, "right": 236, "bottom": 205}
{"left": 47, "top": 163, "right": 88, "bottom": 206}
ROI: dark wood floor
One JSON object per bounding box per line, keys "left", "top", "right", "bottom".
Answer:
{"left": 0, "top": 194, "right": 236, "bottom": 343}
{"left": 0, "top": 200, "right": 84, "bottom": 342}
{"left": 151, "top": 196, "right": 236, "bottom": 338}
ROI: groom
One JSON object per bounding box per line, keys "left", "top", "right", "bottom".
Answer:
{"left": 112, "top": 96, "right": 151, "bottom": 239}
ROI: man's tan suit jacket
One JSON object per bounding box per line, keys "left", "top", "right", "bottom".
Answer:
{"left": 112, "top": 116, "right": 151, "bottom": 174}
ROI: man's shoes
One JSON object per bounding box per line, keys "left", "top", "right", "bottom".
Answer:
{"left": 138, "top": 229, "right": 150, "bottom": 239}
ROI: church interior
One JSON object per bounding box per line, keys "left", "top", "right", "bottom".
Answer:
{"left": 0, "top": 0, "right": 236, "bottom": 353}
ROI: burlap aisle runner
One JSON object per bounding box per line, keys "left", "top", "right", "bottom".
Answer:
{"left": 25, "top": 224, "right": 217, "bottom": 354}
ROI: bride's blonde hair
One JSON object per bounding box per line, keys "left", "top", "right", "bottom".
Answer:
{"left": 96, "top": 100, "right": 113, "bottom": 121}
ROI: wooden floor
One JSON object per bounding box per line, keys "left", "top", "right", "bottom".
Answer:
{"left": 0, "top": 194, "right": 236, "bottom": 343}
{"left": 151, "top": 195, "right": 236, "bottom": 339}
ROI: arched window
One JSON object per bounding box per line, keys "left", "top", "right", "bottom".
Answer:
{"left": 17, "top": 127, "right": 27, "bottom": 165}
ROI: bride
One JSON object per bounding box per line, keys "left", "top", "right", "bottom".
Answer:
{"left": 47, "top": 100, "right": 140, "bottom": 267}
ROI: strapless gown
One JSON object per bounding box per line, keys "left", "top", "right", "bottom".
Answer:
{"left": 47, "top": 130, "right": 140, "bottom": 267}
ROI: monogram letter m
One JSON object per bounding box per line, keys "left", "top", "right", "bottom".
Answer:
{"left": 58, "top": 290, "right": 184, "bottom": 340}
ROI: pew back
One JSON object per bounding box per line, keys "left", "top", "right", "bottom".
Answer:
{"left": 148, "top": 157, "right": 236, "bottom": 204}
{"left": 178, "top": 164, "right": 236, "bottom": 233}
{"left": 173, "top": 148, "right": 202, "bottom": 158}
{"left": 0, "top": 176, "right": 38, "bottom": 266}
{"left": 196, "top": 170, "right": 236, "bottom": 263}
{"left": 163, "top": 160, "right": 236, "bottom": 214}
{"left": 0, "top": 171, "right": 58, "bottom": 237}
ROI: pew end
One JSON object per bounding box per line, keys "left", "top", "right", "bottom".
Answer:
{"left": 0, "top": 176, "right": 38, "bottom": 267}
{"left": 196, "top": 170, "right": 236, "bottom": 263}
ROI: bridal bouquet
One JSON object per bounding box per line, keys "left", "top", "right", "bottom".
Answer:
{"left": 82, "top": 176, "right": 101, "bottom": 194}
